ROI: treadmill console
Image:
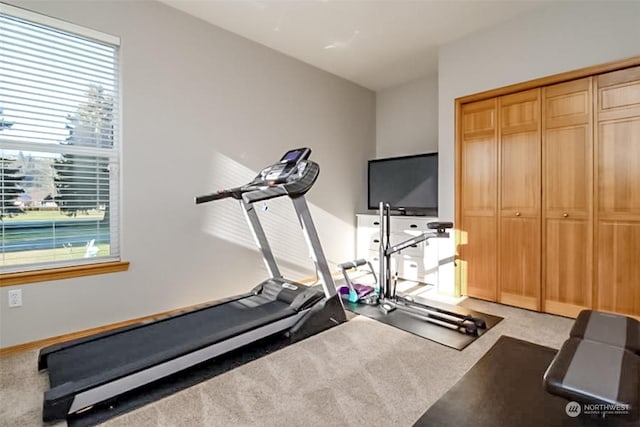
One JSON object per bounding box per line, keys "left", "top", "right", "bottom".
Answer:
{"left": 260, "top": 147, "right": 311, "bottom": 185}
{"left": 195, "top": 147, "right": 317, "bottom": 204}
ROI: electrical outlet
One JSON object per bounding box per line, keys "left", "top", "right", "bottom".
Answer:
{"left": 8, "top": 289, "right": 22, "bottom": 308}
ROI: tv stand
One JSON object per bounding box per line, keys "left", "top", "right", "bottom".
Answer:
{"left": 356, "top": 213, "right": 440, "bottom": 286}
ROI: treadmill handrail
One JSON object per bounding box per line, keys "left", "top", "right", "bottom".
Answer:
{"left": 195, "top": 185, "right": 256, "bottom": 204}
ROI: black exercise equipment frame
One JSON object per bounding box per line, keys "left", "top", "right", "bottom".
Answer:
{"left": 377, "top": 202, "right": 486, "bottom": 335}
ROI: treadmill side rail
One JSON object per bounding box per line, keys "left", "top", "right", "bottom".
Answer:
{"left": 38, "top": 290, "right": 256, "bottom": 371}
{"left": 42, "top": 309, "right": 308, "bottom": 421}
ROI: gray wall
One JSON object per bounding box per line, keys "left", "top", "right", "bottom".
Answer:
{"left": 438, "top": 0, "right": 640, "bottom": 221}
{"left": 0, "top": 1, "right": 375, "bottom": 348}
{"left": 375, "top": 74, "right": 438, "bottom": 159}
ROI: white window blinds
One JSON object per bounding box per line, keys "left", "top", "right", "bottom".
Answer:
{"left": 0, "top": 4, "right": 121, "bottom": 272}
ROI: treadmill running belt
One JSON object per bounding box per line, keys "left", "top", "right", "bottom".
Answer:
{"left": 46, "top": 297, "right": 294, "bottom": 387}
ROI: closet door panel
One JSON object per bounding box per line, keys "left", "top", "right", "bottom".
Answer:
{"left": 459, "top": 98, "right": 498, "bottom": 300}
{"left": 498, "top": 89, "right": 541, "bottom": 310}
{"left": 544, "top": 126, "right": 590, "bottom": 217}
{"left": 544, "top": 219, "right": 591, "bottom": 316}
{"left": 542, "top": 77, "right": 593, "bottom": 317}
{"left": 598, "top": 118, "right": 640, "bottom": 216}
{"left": 462, "top": 136, "right": 497, "bottom": 215}
{"left": 597, "top": 66, "right": 640, "bottom": 121}
{"left": 461, "top": 216, "right": 498, "bottom": 301}
{"left": 596, "top": 66, "right": 640, "bottom": 316}
{"left": 499, "top": 217, "right": 540, "bottom": 310}
{"left": 596, "top": 222, "right": 640, "bottom": 316}
{"left": 500, "top": 132, "right": 540, "bottom": 216}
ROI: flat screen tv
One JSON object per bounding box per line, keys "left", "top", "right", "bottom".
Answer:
{"left": 368, "top": 153, "right": 438, "bottom": 216}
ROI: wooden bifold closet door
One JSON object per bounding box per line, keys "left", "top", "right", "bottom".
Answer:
{"left": 459, "top": 99, "right": 499, "bottom": 301}
{"left": 498, "top": 89, "right": 541, "bottom": 311}
{"left": 542, "top": 78, "right": 593, "bottom": 318}
{"left": 595, "top": 66, "right": 640, "bottom": 317}
{"left": 459, "top": 63, "right": 640, "bottom": 318}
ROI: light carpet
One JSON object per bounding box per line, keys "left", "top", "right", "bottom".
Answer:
{"left": 0, "top": 298, "right": 573, "bottom": 426}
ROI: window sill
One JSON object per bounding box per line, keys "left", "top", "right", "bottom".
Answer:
{"left": 0, "top": 261, "right": 130, "bottom": 287}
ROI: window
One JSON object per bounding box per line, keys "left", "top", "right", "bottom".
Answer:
{"left": 0, "top": 4, "right": 122, "bottom": 275}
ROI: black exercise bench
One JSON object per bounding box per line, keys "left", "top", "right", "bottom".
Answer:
{"left": 544, "top": 310, "right": 640, "bottom": 420}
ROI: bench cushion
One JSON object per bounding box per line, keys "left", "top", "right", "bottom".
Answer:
{"left": 544, "top": 337, "right": 639, "bottom": 419}
{"left": 570, "top": 310, "right": 640, "bottom": 354}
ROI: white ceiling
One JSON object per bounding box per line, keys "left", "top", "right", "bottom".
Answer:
{"left": 161, "top": 0, "right": 546, "bottom": 91}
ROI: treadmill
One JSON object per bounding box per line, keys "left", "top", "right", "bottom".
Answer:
{"left": 38, "top": 147, "right": 347, "bottom": 422}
